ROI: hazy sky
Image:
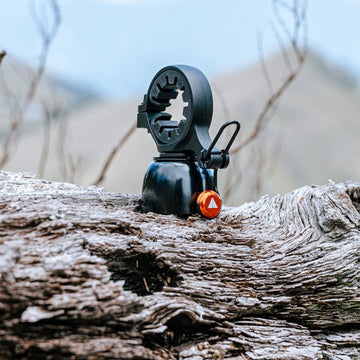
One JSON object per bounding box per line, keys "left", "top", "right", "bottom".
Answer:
{"left": 0, "top": 0, "right": 359, "bottom": 98}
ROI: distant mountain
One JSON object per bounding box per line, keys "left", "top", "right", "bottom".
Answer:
{"left": 4, "top": 51, "right": 360, "bottom": 205}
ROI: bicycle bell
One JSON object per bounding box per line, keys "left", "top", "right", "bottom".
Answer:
{"left": 137, "top": 65, "right": 240, "bottom": 218}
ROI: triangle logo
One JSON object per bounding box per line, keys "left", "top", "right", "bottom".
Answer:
{"left": 208, "top": 197, "right": 218, "bottom": 209}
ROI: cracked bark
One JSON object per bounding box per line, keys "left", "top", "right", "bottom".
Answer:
{"left": 0, "top": 171, "right": 360, "bottom": 359}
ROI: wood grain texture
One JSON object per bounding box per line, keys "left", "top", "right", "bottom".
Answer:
{"left": 0, "top": 171, "right": 360, "bottom": 359}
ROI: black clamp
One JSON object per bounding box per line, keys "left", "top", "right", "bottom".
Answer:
{"left": 137, "top": 65, "right": 240, "bottom": 170}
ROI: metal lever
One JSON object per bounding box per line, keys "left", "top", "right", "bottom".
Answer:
{"left": 199, "top": 120, "right": 241, "bottom": 169}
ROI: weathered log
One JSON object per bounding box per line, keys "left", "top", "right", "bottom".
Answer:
{"left": 0, "top": 171, "right": 360, "bottom": 359}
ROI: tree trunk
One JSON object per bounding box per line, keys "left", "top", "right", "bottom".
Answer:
{"left": 1, "top": 171, "right": 360, "bottom": 359}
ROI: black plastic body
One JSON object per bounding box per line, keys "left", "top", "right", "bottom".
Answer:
{"left": 141, "top": 154, "right": 215, "bottom": 216}
{"left": 137, "top": 65, "right": 240, "bottom": 216}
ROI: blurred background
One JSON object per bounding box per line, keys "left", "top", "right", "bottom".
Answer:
{"left": 0, "top": 0, "right": 359, "bottom": 205}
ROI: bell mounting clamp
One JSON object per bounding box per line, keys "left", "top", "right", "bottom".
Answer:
{"left": 137, "top": 65, "right": 240, "bottom": 218}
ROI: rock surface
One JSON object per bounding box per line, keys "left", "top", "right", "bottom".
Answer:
{"left": 0, "top": 171, "right": 360, "bottom": 359}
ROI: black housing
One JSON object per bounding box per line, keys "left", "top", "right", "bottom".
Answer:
{"left": 137, "top": 65, "right": 240, "bottom": 216}
{"left": 141, "top": 154, "right": 215, "bottom": 215}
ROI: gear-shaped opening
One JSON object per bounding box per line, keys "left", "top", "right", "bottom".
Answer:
{"left": 150, "top": 73, "right": 192, "bottom": 145}
{"left": 168, "top": 89, "right": 189, "bottom": 128}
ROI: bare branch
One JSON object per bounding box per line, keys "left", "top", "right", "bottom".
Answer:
{"left": 67, "top": 154, "right": 78, "bottom": 184}
{"left": 62, "top": 152, "right": 82, "bottom": 184}
{"left": 272, "top": 0, "right": 294, "bottom": 48}
{"left": 222, "top": 152, "right": 242, "bottom": 202}
{"left": 230, "top": 66, "right": 301, "bottom": 154}
{"left": 222, "top": 0, "right": 308, "bottom": 204}
{"left": 0, "top": 0, "right": 61, "bottom": 168}
{"left": 56, "top": 114, "right": 69, "bottom": 181}
{"left": 38, "top": 102, "right": 51, "bottom": 178}
{"left": 230, "top": 0, "right": 307, "bottom": 155}
{"left": 30, "top": 0, "right": 61, "bottom": 44}
{"left": 292, "top": 0, "right": 308, "bottom": 49}
{"left": 0, "top": 50, "right": 6, "bottom": 65}
{"left": 93, "top": 123, "right": 137, "bottom": 186}
{"left": 257, "top": 32, "right": 274, "bottom": 96}
{"left": 0, "top": 57, "right": 22, "bottom": 114}
{"left": 211, "top": 82, "right": 231, "bottom": 122}
{"left": 273, "top": 0, "right": 294, "bottom": 11}
{"left": 272, "top": 0, "right": 307, "bottom": 61}
{"left": 271, "top": 22, "right": 294, "bottom": 72}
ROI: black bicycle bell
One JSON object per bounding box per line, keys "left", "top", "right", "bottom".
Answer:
{"left": 137, "top": 65, "right": 240, "bottom": 218}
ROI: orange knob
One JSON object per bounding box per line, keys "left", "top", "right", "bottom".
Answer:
{"left": 196, "top": 190, "right": 222, "bottom": 219}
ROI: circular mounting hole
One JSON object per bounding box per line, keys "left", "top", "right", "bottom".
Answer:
{"left": 149, "top": 70, "right": 194, "bottom": 144}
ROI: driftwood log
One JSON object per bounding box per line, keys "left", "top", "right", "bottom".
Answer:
{"left": 1, "top": 171, "right": 360, "bottom": 359}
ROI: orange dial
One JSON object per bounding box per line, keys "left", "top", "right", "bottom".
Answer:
{"left": 196, "top": 190, "right": 222, "bottom": 219}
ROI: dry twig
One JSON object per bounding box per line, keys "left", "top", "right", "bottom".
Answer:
{"left": 211, "top": 82, "right": 231, "bottom": 123}
{"left": 230, "top": 0, "right": 307, "bottom": 155}
{"left": 38, "top": 102, "right": 51, "bottom": 177}
{"left": 93, "top": 123, "right": 137, "bottom": 186}
{"left": 0, "top": 0, "right": 61, "bottom": 168}
{"left": 56, "top": 113, "right": 69, "bottom": 181}
{"left": 222, "top": 0, "right": 307, "bottom": 202}
{"left": 0, "top": 51, "right": 6, "bottom": 65}
{"left": 67, "top": 154, "right": 82, "bottom": 184}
